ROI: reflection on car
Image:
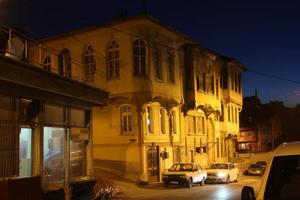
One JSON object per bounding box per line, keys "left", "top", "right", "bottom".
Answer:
{"left": 162, "top": 163, "right": 207, "bottom": 188}
{"left": 206, "top": 163, "right": 239, "bottom": 183}
{"left": 241, "top": 141, "right": 300, "bottom": 200}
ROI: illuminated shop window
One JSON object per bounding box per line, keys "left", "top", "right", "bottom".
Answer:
{"left": 70, "top": 140, "right": 86, "bottom": 179}
{"left": 43, "top": 127, "right": 65, "bottom": 186}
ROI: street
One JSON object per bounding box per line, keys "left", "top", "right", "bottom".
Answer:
{"left": 113, "top": 176, "right": 262, "bottom": 200}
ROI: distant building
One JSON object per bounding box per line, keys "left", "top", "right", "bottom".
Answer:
{"left": 238, "top": 95, "right": 300, "bottom": 153}
{"left": 27, "top": 14, "right": 245, "bottom": 183}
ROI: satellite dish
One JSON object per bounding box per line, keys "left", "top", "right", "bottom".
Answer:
{"left": 5, "top": 36, "right": 25, "bottom": 60}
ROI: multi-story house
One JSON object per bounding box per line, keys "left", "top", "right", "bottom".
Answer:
{"left": 28, "top": 14, "right": 245, "bottom": 184}
{"left": 182, "top": 45, "right": 245, "bottom": 166}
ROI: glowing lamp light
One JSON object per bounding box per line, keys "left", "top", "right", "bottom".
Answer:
{"left": 217, "top": 172, "right": 226, "bottom": 178}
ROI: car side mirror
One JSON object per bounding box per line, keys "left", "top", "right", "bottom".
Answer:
{"left": 241, "top": 186, "right": 255, "bottom": 200}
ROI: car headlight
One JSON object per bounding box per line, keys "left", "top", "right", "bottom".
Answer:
{"left": 217, "top": 172, "right": 226, "bottom": 178}
{"left": 163, "top": 175, "right": 168, "bottom": 178}
{"left": 179, "top": 175, "right": 186, "bottom": 179}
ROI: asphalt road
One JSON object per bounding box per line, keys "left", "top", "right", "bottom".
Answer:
{"left": 113, "top": 176, "right": 262, "bottom": 200}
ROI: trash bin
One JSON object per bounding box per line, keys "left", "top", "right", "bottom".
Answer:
{"left": 69, "top": 177, "right": 97, "bottom": 200}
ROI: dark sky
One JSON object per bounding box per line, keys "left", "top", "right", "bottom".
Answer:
{"left": 2, "top": 0, "right": 300, "bottom": 107}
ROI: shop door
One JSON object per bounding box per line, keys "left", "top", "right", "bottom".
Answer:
{"left": 147, "top": 146, "right": 159, "bottom": 182}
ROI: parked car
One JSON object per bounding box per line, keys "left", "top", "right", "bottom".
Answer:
{"left": 245, "top": 163, "right": 265, "bottom": 176}
{"left": 241, "top": 141, "right": 300, "bottom": 200}
{"left": 206, "top": 163, "right": 239, "bottom": 183}
{"left": 162, "top": 163, "right": 207, "bottom": 188}
{"left": 255, "top": 161, "right": 267, "bottom": 168}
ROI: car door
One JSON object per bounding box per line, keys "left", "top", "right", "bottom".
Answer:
{"left": 198, "top": 165, "right": 205, "bottom": 180}
{"left": 229, "top": 164, "right": 237, "bottom": 180}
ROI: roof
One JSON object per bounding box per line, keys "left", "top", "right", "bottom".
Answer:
{"left": 274, "top": 141, "right": 300, "bottom": 156}
{"left": 33, "top": 14, "right": 196, "bottom": 44}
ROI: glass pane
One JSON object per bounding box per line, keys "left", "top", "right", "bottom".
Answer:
{"left": 43, "top": 127, "right": 65, "bottom": 185}
{"left": 19, "top": 128, "right": 32, "bottom": 177}
{"left": 69, "top": 108, "right": 85, "bottom": 127}
{"left": 70, "top": 141, "right": 86, "bottom": 179}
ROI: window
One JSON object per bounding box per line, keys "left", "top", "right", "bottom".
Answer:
{"left": 19, "top": 128, "right": 32, "bottom": 177}
{"left": 228, "top": 106, "right": 230, "bottom": 122}
{"left": 170, "top": 110, "right": 176, "bottom": 135}
{"left": 188, "top": 115, "right": 196, "bottom": 134}
{"left": 121, "top": 105, "right": 132, "bottom": 133}
{"left": 70, "top": 140, "right": 86, "bottom": 179}
{"left": 107, "top": 41, "right": 120, "bottom": 80}
{"left": 83, "top": 46, "right": 96, "bottom": 82}
{"left": 220, "top": 102, "right": 224, "bottom": 121}
{"left": 58, "top": 48, "right": 71, "bottom": 78}
{"left": 146, "top": 106, "right": 153, "bottom": 133}
{"left": 220, "top": 67, "right": 228, "bottom": 89}
{"left": 159, "top": 108, "right": 165, "bottom": 134}
{"left": 216, "top": 78, "right": 219, "bottom": 97}
{"left": 216, "top": 138, "right": 220, "bottom": 158}
{"left": 43, "top": 56, "right": 51, "bottom": 71}
{"left": 210, "top": 75, "right": 215, "bottom": 94}
{"left": 196, "top": 116, "right": 205, "bottom": 134}
{"left": 167, "top": 48, "right": 175, "bottom": 83}
{"left": 231, "top": 107, "right": 234, "bottom": 123}
{"left": 235, "top": 108, "right": 238, "bottom": 124}
{"left": 153, "top": 46, "right": 162, "bottom": 80}
{"left": 133, "top": 39, "right": 146, "bottom": 76}
{"left": 43, "top": 127, "right": 65, "bottom": 185}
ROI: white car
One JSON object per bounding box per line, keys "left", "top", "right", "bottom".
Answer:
{"left": 241, "top": 141, "right": 300, "bottom": 200}
{"left": 162, "top": 163, "right": 207, "bottom": 188}
{"left": 206, "top": 163, "right": 239, "bottom": 183}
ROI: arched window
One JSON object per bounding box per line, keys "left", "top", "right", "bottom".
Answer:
{"left": 120, "top": 105, "right": 132, "bottom": 133}
{"left": 159, "top": 108, "right": 165, "bottom": 134}
{"left": 133, "top": 39, "right": 146, "bottom": 77}
{"left": 107, "top": 41, "right": 119, "bottom": 80}
{"left": 43, "top": 55, "right": 51, "bottom": 71}
{"left": 146, "top": 106, "right": 153, "bottom": 133}
{"left": 170, "top": 110, "right": 176, "bottom": 135}
{"left": 58, "top": 48, "right": 71, "bottom": 78}
{"left": 83, "top": 46, "right": 96, "bottom": 83}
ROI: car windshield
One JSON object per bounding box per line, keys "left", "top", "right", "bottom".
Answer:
{"left": 264, "top": 155, "right": 300, "bottom": 200}
{"left": 209, "top": 164, "right": 228, "bottom": 169}
{"left": 250, "top": 164, "right": 261, "bottom": 168}
{"left": 169, "top": 164, "right": 193, "bottom": 172}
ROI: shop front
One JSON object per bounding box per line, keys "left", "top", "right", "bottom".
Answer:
{"left": 0, "top": 55, "right": 108, "bottom": 195}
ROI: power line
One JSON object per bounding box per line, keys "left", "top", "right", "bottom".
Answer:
{"left": 246, "top": 68, "right": 300, "bottom": 85}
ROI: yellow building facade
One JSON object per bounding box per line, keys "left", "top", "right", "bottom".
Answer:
{"left": 29, "top": 15, "right": 245, "bottom": 183}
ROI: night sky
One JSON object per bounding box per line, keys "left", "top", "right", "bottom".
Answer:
{"left": 2, "top": 0, "right": 300, "bottom": 107}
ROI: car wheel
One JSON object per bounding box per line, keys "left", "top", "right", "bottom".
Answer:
{"left": 234, "top": 173, "right": 239, "bottom": 182}
{"left": 186, "top": 178, "right": 192, "bottom": 188}
{"left": 226, "top": 175, "right": 230, "bottom": 184}
{"left": 200, "top": 177, "right": 205, "bottom": 186}
{"left": 163, "top": 182, "right": 169, "bottom": 188}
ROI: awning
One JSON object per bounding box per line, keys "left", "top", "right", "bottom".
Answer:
{"left": 0, "top": 55, "right": 109, "bottom": 108}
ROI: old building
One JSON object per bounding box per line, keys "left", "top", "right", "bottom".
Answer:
{"left": 182, "top": 45, "right": 245, "bottom": 166}
{"left": 0, "top": 27, "right": 108, "bottom": 191}
{"left": 27, "top": 14, "right": 245, "bottom": 183}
